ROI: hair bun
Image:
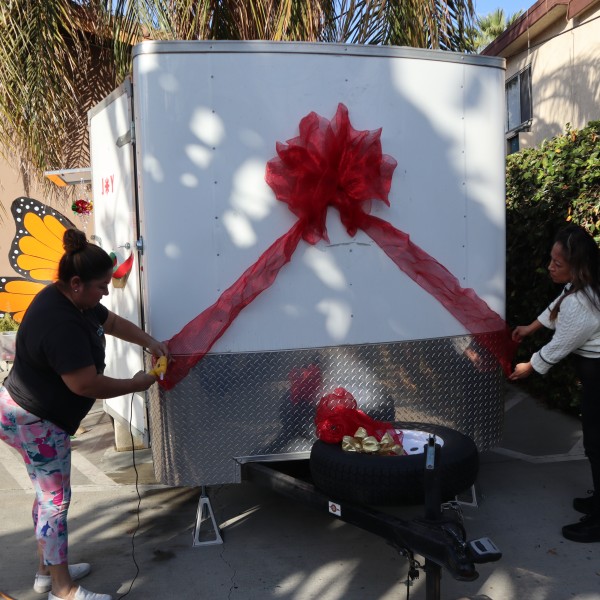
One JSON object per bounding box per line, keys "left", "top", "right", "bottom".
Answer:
{"left": 63, "top": 228, "right": 88, "bottom": 253}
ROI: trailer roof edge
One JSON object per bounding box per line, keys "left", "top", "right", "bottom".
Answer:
{"left": 131, "top": 40, "right": 505, "bottom": 71}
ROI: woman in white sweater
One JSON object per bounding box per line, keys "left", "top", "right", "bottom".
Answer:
{"left": 510, "top": 224, "right": 600, "bottom": 543}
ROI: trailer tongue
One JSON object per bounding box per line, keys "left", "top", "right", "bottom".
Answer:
{"left": 235, "top": 437, "right": 501, "bottom": 600}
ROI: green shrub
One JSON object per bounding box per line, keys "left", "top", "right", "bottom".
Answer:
{"left": 0, "top": 313, "right": 19, "bottom": 332}
{"left": 506, "top": 121, "right": 600, "bottom": 413}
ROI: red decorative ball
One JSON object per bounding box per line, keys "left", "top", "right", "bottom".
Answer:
{"left": 72, "top": 199, "right": 93, "bottom": 215}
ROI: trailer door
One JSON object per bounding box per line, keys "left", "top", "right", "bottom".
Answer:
{"left": 89, "top": 80, "right": 147, "bottom": 445}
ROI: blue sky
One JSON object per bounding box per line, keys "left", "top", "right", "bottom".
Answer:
{"left": 474, "top": 0, "right": 533, "bottom": 17}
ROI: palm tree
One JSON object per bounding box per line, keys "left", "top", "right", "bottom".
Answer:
{"left": 470, "top": 8, "right": 523, "bottom": 52}
{"left": 0, "top": 2, "right": 116, "bottom": 184}
{"left": 0, "top": 0, "right": 476, "bottom": 186}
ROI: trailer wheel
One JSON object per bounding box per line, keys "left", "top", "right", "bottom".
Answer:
{"left": 309, "top": 422, "right": 478, "bottom": 506}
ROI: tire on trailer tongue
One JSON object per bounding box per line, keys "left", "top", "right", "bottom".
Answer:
{"left": 309, "top": 421, "right": 479, "bottom": 506}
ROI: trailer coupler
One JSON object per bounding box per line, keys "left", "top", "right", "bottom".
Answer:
{"left": 397, "top": 516, "right": 501, "bottom": 580}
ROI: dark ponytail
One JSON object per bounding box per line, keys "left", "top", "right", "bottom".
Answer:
{"left": 57, "top": 228, "right": 113, "bottom": 284}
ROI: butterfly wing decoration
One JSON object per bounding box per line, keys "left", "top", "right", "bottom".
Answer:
{"left": 0, "top": 198, "right": 74, "bottom": 322}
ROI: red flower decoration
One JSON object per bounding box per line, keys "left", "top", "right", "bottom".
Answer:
{"left": 266, "top": 103, "right": 397, "bottom": 245}
{"left": 314, "top": 387, "right": 401, "bottom": 445}
{"left": 72, "top": 199, "right": 93, "bottom": 215}
{"left": 315, "top": 386, "right": 357, "bottom": 423}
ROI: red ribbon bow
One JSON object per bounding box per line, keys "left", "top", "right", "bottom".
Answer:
{"left": 160, "top": 104, "right": 516, "bottom": 389}
{"left": 314, "top": 387, "right": 401, "bottom": 445}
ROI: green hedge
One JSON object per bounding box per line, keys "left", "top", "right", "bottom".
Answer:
{"left": 506, "top": 120, "right": 600, "bottom": 413}
{"left": 0, "top": 314, "right": 18, "bottom": 332}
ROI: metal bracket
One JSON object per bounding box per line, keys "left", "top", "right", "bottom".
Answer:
{"left": 116, "top": 121, "right": 135, "bottom": 147}
{"left": 455, "top": 484, "right": 479, "bottom": 508}
{"left": 425, "top": 435, "right": 436, "bottom": 469}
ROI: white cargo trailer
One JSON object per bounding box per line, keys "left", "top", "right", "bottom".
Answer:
{"left": 89, "top": 39, "right": 506, "bottom": 482}
{"left": 89, "top": 40, "right": 507, "bottom": 596}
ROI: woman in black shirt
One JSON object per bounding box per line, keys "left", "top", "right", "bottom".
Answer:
{"left": 0, "top": 228, "right": 168, "bottom": 600}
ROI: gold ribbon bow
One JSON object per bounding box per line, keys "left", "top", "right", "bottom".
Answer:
{"left": 342, "top": 428, "right": 405, "bottom": 455}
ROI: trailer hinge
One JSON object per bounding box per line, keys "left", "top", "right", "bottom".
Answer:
{"left": 116, "top": 121, "right": 135, "bottom": 147}
{"left": 136, "top": 236, "right": 144, "bottom": 254}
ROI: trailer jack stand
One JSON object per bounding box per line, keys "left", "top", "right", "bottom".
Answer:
{"left": 192, "top": 486, "right": 223, "bottom": 547}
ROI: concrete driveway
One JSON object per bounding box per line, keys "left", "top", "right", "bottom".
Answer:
{"left": 0, "top": 384, "right": 597, "bottom": 600}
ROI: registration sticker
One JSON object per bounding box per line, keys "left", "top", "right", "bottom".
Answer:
{"left": 328, "top": 501, "right": 341, "bottom": 517}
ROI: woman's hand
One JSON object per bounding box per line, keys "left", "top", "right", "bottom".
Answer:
{"left": 131, "top": 370, "right": 158, "bottom": 391}
{"left": 147, "top": 338, "right": 171, "bottom": 360}
{"left": 512, "top": 319, "right": 543, "bottom": 342}
{"left": 512, "top": 326, "right": 525, "bottom": 342}
{"left": 509, "top": 362, "right": 534, "bottom": 381}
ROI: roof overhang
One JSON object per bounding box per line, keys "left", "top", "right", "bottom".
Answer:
{"left": 44, "top": 167, "right": 91, "bottom": 187}
{"left": 482, "top": 0, "right": 600, "bottom": 57}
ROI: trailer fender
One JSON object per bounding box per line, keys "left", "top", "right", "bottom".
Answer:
{"left": 309, "top": 422, "right": 478, "bottom": 506}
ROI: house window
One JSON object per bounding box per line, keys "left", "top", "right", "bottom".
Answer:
{"left": 507, "top": 134, "right": 520, "bottom": 155}
{"left": 506, "top": 65, "right": 532, "bottom": 133}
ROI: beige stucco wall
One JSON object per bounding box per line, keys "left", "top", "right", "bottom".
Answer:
{"left": 507, "top": 2, "right": 600, "bottom": 149}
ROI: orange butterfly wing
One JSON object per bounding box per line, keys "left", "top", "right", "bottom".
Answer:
{"left": 0, "top": 198, "right": 74, "bottom": 322}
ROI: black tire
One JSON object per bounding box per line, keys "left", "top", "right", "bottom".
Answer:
{"left": 309, "top": 421, "right": 478, "bottom": 506}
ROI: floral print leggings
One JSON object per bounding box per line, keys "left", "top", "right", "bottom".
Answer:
{"left": 0, "top": 387, "right": 71, "bottom": 565}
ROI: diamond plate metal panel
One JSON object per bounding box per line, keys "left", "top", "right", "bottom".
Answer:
{"left": 148, "top": 334, "right": 503, "bottom": 486}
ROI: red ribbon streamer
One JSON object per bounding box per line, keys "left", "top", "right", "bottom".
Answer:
{"left": 113, "top": 253, "right": 134, "bottom": 279}
{"left": 160, "top": 103, "right": 516, "bottom": 390}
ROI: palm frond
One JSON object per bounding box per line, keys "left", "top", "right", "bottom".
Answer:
{"left": 0, "top": 0, "right": 477, "bottom": 194}
{"left": 0, "top": 0, "right": 116, "bottom": 183}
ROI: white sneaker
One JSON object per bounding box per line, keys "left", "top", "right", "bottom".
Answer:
{"left": 34, "top": 563, "right": 91, "bottom": 593}
{"left": 48, "top": 586, "right": 112, "bottom": 600}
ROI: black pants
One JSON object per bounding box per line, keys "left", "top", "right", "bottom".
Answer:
{"left": 573, "top": 354, "right": 600, "bottom": 512}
